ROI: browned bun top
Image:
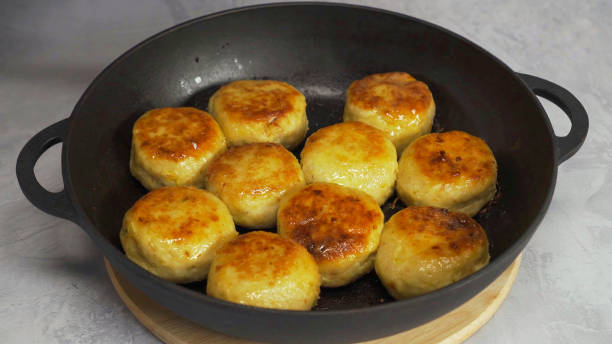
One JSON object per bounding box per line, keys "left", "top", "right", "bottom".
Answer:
{"left": 205, "top": 142, "right": 302, "bottom": 197}
{"left": 347, "top": 72, "right": 433, "bottom": 119}
{"left": 132, "top": 107, "right": 224, "bottom": 161}
{"left": 125, "top": 186, "right": 223, "bottom": 245}
{"left": 390, "top": 206, "right": 488, "bottom": 258}
{"left": 278, "top": 183, "right": 383, "bottom": 262}
{"left": 301, "top": 121, "right": 391, "bottom": 161}
{"left": 213, "top": 231, "right": 310, "bottom": 279}
{"left": 410, "top": 131, "right": 497, "bottom": 184}
{"left": 212, "top": 80, "right": 303, "bottom": 123}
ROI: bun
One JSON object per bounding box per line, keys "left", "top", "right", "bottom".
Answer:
{"left": 344, "top": 72, "right": 435, "bottom": 155}
{"left": 300, "top": 121, "right": 397, "bottom": 205}
{"left": 277, "top": 183, "right": 384, "bottom": 287}
{"left": 207, "top": 231, "right": 320, "bottom": 310}
{"left": 208, "top": 80, "right": 308, "bottom": 149}
{"left": 375, "top": 206, "right": 490, "bottom": 299}
{"left": 396, "top": 131, "right": 497, "bottom": 216}
{"left": 120, "top": 186, "right": 237, "bottom": 283}
{"left": 130, "top": 107, "right": 226, "bottom": 190}
{"left": 205, "top": 143, "right": 305, "bottom": 229}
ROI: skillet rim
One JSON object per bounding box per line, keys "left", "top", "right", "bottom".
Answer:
{"left": 62, "top": 1, "right": 558, "bottom": 317}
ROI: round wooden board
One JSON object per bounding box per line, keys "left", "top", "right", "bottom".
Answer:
{"left": 106, "top": 254, "right": 521, "bottom": 344}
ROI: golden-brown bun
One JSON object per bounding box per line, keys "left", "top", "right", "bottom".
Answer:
{"left": 206, "top": 231, "right": 320, "bottom": 310}
{"left": 277, "top": 183, "right": 384, "bottom": 287}
{"left": 130, "top": 107, "right": 226, "bottom": 190}
{"left": 300, "top": 121, "right": 398, "bottom": 205}
{"left": 344, "top": 72, "right": 436, "bottom": 155}
{"left": 205, "top": 143, "right": 305, "bottom": 229}
{"left": 375, "top": 206, "right": 490, "bottom": 299}
{"left": 120, "top": 186, "right": 237, "bottom": 283}
{"left": 396, "top": 131, "right": 497, "bottom": 217}
{"left": 208, "top": 80, "right": 308, "bottom": 150}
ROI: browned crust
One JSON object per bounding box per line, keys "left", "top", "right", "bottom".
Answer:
{"left": 278, "top": 183, "right": 383, "bottom": 262}
{"left": 132, "top": 107, "right": 223, "bottom": 161}
{"left": 211, "top": 80, "right": 303, "bottom": 123}
{"left": 213, "top": 231, "right": 309, "bottom": 279}
{"left": 205, "top": 143, "right": 302, "bottom": 197}
{"left": 410, "top": 131, "right": 497, "bottom": 184}
{"left": 390, "top": 206, "right": 488, "bottom": 258}
{"left": 347, "top": 72, "right": 433, "bottom": 119}
{"left": 301, "top": 121, "right": 390, "bottom": 160}
{"left": 125, "top": 186, "right": 220, "bottom": 243}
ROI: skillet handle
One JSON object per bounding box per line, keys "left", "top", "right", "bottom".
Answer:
{"left": 16, "top": 118, "right": 79, "bottom": 223}
{"left": 517, "top": 73, "right": 589, "bottom": 164}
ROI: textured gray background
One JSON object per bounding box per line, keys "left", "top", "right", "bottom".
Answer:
{"left": 1, "top": 0, "right": 611, "bottom": 343}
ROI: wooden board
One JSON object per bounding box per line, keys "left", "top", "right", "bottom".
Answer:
{"left": 105, "top": 254, "right": 521, "bottom": 344}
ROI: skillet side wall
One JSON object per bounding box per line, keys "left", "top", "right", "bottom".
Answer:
{"left": 64, "top": 4, "right": 555, "bottom": 343}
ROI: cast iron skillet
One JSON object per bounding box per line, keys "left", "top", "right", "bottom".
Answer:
{"left": 16, "top": 3, "right": 588, "bottom": 343}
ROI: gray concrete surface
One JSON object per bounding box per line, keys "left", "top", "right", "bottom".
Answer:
{"left": 1, "top": 0, "right": 611, "bottom": 343}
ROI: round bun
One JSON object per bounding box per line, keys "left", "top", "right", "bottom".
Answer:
{"left": 277, "top": 183, "right": 384, "bottom": 287}
{"left": 120, "top": 186, "right": 237, "bottom": 283}
{"left": 300, "top": 121, "right": 398, "bottom": 205}
{"left": 344, "top": 72, "right": 435, "bottom": 155}
{"left": 205, "top": 143, "right": 305, "bottom": 229}
{"left": 208, "top": 80, "right": 308, "bottom": 150}
{"left": 396, "top": 131, "right": 497, "bottom": 216}
{"left": 206, "top": 231, "right": 320, "bottom": 310}
{"left": 130, "top": 107, "right": 226, "bottom": 190}
{"left": 375, "top": 206, "right": 490, "bottom": 299}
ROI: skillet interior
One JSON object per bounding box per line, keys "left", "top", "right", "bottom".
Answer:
{"left": 63, "top": 3, "right": 555, "bottom": 341}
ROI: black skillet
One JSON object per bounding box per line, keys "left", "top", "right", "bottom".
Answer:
{"left": 16, "top": 3, "right": 588, "bottom": 343}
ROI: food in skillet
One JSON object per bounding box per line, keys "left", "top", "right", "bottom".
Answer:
{"left": 208, "top": 80, "right": 308, "bottom": 150}
{"left": 344, "top": 72, "right": 436, "bottom": 156}
{"left": 300, "top": 121, "right": 398, "bottom": 205}
{"left": 277, "top": 182, "right": 384, "bottom": 287}
{"left": 130, "top": 107, "right": 226, "bottom": 190}
{"left": 204, "top": 142, "right": 305, "bottom": 229}
{"left": 396, "top": 131, "right": 498, "bottom": 217}
{"left": 120, "top": 186, "right": 237, "bottom": 283}
{"left": 375, "top": 206, "right": 490, "bottom": 299}
{"left": 207, "top": 231, "right": 321, "bottom": 310}
{"left": 123, "top": 75, "right": 497, "bottom": 304}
